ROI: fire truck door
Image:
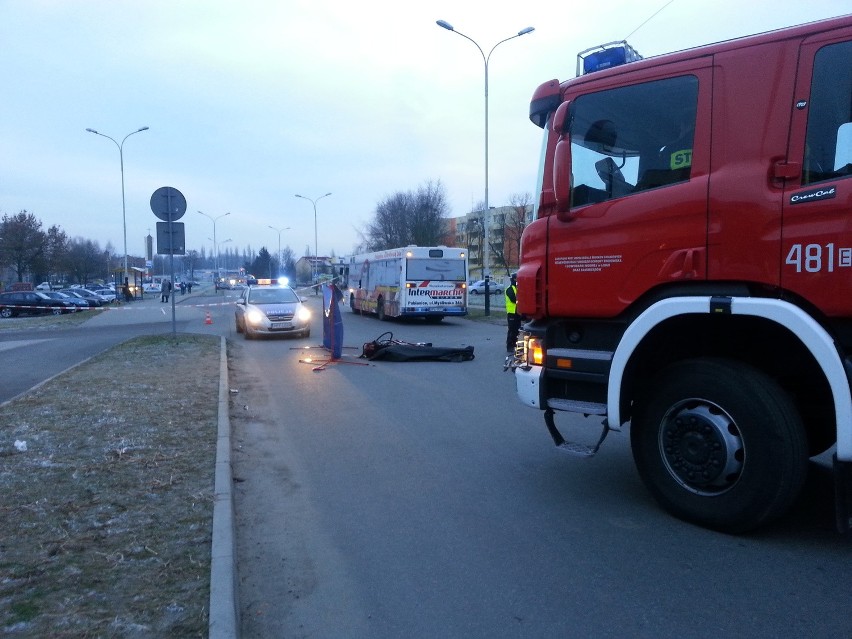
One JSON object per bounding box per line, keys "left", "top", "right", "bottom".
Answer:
{"left": 781, "top": 33, "right": 852, "bottom": 317}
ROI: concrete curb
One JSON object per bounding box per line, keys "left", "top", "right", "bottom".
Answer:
{"left": 209, "top": 336, "right": 239, "bottom": 638}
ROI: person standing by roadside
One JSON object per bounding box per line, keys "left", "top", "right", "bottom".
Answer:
{"left": 505, "top": 273, "right": 520, "bottom": 355}
{"left": 161, "top": 279, "right": 172, "bottom": 303}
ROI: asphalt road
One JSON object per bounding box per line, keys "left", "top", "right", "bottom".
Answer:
{"left": 0, "top": 287, "right": 233, "bottom": 404}
{"left": 227, "top": 298, "right": 852, "bottom": 639}
{"left": 3, "top": 289, "right": 850, "bottom": 638}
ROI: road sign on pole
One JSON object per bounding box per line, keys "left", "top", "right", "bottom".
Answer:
{"left": 150, "top": 186, "right": 187, "bottom": 337}
{"left": 155, "top": 222, "right": 185, "bottom": 255}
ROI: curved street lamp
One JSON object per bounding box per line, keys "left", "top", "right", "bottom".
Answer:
{"left": 198, "top": 211, "right": 230, "bottom": 283}
{"left": 212, "top": 238, "right": 233, "bottom": 280}
{"left": 86, "top": 126, "right": 150, "bottom": 284}
{"left": 294, "top": 192, "right": 332, "bottom": 285}
{"left": 268, "top": 225, "right": 290, "bottom": 276}
{"left": 436, "top": 20, "right": 534, "bottom": 314}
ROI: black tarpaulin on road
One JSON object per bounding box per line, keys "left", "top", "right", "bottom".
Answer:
{"left": 360, "top": 332, "right": 474, "bottom": 362}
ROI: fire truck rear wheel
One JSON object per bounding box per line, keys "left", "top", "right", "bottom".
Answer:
{"left": 630, "top": 357, "right": 808, "bottom": 533}
{"left": 350, "top": 294, "right": 360, "bottom": 314}
{"left": 376, "top": 298, "right": 386, "bottom": 321}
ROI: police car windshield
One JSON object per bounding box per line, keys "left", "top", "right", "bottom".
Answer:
{"left": 248, "top": 287, "right": 299, "bottom": 304}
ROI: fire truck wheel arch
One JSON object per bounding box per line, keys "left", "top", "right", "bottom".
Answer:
{"left": 607, "top": 297, "right": 852, "bottom": 462}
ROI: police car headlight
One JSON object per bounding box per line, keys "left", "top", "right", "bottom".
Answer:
{"left": 296, "top": 307, "right": 311, "bottom": 322}
{"left": 246, "top": 309, "right": 265, "bottom": 325}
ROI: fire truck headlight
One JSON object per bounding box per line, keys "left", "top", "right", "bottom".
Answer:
{"left": 527, "top": 337, "right": 544, "bottom": 366}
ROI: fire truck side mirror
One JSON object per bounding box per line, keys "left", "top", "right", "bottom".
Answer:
{"left": 551, "top": 101, "right": 573, "bottom": 215}
{"left": 551, "top": 100, "right": 570, "bottom": 135}
{"left": 553, "top": 138, "right": 572, "bottom": 215}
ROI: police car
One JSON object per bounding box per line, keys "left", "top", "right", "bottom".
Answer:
{"left": 234, "top": 278, "right": 311, "bottom": 339}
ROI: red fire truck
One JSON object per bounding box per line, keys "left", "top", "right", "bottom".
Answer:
{"left": 510, "top": 15, "right": 852, "bottom": 533}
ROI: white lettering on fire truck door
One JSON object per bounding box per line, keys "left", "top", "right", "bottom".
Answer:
{"left": 785, "top": 243, "right": 852, "bottom": 273}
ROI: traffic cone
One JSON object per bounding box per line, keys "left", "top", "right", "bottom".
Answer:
{"left": 205, "top": 311, "right": 213, "bottom": 325}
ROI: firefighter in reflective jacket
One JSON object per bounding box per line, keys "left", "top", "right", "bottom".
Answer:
{"left": 505, "top": 273, "right": 520, "bottom": 354}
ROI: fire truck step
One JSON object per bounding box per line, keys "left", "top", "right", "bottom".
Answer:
{"left": 544, "top": 409, "right": 610, "bottom": 457}
{"left": 548, "top": 398, "right": 607, "bottom": 415}
{"left": 555, "top": 441, "right": 602, "bottom": 457}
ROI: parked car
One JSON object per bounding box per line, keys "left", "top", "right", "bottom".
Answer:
{"left": 0, "top": 290, "right": 77, "bottom": 318}
{"left": 84, "top": 286, "right": 116, "bottom": 303}
{"left": 59, "top": 290, "right": 101, "bottom": 308}
{"left": 59, "top": 288, "right": 104, "bottom": 307}
{"left": 468, "top": 279, "right": 504, "bottom": 295}
{"left": 234, "top": 282, "right": 311, "bottom": 339}
{"left": 43, "top": 291, "right": 93, "bottom": 309}
{"left": 36, "top": 281, "right": 65, "bottom": 291}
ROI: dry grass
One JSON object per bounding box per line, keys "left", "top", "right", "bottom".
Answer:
{"left": 0, "top": 309, "right": 100, "bottom": 331}
{"left": 0, "top": 334, "right": 220, "bottom": 637}
{"left": 466, "top": 307, "right": 507, "bottom": 324}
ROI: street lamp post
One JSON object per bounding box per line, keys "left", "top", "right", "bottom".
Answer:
{"left": 295, "top": 192, "right": 332, "bottom": 286}
{"left": 209, "top": 238, "right": 233, "bottom": 283}
{"left": 198, "top": 211, "right": 230, "bottom": 287}
{"left": 436, "top": 20, "right": 534, "bottom": 314}
{"left": 268, "top": 225, "right": 290, "bottom": 277}
{"left": 86, "top": 126, "right": 149, "bottom": 286}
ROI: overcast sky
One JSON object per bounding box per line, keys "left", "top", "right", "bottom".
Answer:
{"left": 1, "top": 0, "right": 849, "bottom": 263}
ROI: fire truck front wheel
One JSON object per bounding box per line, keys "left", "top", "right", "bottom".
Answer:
{"left": 630, "top": 357, "right": 809, "bottom": 533}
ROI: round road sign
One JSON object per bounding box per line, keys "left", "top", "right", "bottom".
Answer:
{"left": 150, "top": 186, "right": 187, "bottom": 221}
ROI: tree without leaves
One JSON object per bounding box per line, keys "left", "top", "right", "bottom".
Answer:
{"left": 185, "top": 249, "right": 200, "bottom": 281}
{"left": 280, "top": 246, "right": 296, "bottom": 281}
{"left": 366, "top": 191, "right": 411, "bottom": 250}
{"left": 362, "top": 180, "right": 449, "bottom": 251}
{"left": 409, "top": 181, "right": 447, "bottom": 246}
{"left": 468, "top": 193, "right": 532, "bottom": 277}
{"left": 65, "top": 238, "right": 104, "bottom": 285}
{"left": 500, "top": 192, "right": 532, "bottom": 276}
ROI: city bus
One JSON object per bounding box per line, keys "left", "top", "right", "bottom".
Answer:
{"left": 344, "top": 246, "right": 468, "bottom": 322}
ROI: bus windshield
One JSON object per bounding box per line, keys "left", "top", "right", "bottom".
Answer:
{"left": 406, "top": 258, "right": 467, "bottom": 281}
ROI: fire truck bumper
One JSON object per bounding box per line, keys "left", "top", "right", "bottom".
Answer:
{"left": 515, "top": 365, "right": 544, "bottom": 409}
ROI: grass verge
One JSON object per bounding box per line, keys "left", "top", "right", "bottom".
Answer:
{"left": 0, "top": 334, "right": 220, "bottom": 637}
{"left": 466, "top": 307, "right": 507, "bottom": 324}
{"left": 0, "top": 310, "right": 102, "bottom": 331}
